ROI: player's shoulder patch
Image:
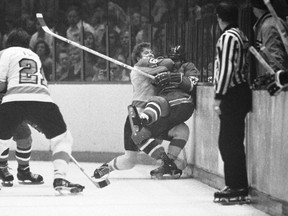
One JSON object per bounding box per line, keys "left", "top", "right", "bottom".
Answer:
{"left": 148, "top": 58, "right": 160, "bottom": 65}
{"left": 135, "top": 58, "right": 159, "bottom": 68}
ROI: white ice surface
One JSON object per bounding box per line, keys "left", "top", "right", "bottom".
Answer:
{"left": 0, "top": 161, "right": 269, "bottom": 216}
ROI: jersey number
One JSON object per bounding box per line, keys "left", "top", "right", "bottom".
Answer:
{"left": 19, "top": 58, "right": 47, "bottom": 86}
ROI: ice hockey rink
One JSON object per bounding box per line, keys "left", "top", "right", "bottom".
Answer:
{"left": 0, "top": 161, "right": 269, "bottom": 216}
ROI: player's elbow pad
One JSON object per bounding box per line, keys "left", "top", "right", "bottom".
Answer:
{"left": 178, "top": 76, "right": 198, "bottom": 93}
{"left": 169, "top": 73, "right": 183, "bottom": 85}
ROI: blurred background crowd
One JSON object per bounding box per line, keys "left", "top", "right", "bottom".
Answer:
{"left": 0, "top": 0, "right": 287, "bottom": 83}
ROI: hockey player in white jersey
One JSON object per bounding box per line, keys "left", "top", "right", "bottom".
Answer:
{"left": 0, "top": 122, "right": 44, "bottom": 186}
{"left": 0, "top": 28, "right": 84, "bottom": 193}
{"left": 93, "top": 42, "right": 190, "bottom": 180}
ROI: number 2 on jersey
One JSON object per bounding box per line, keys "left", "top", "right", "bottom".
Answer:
{"left": 19, "top": 58, "right": 47, "bottom": 86}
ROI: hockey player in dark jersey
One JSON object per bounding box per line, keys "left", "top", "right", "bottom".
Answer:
{"left": 129, "top": 44, "right": 199, "bottom": 177}
{"left": 137, "top": 45, "right": 199, "bottom": 130}
{"left": 93, "top": 42, "right": 198, "bottom": 180}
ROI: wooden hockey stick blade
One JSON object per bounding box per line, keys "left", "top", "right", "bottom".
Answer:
{"left": 69, "top": 154, "right": 110, "bottom": 188}
{"left": 263, "top": 0, "right": 288, "bottom": 54}
{"left": 249, "top": 46, "right": 275, "bottom": 74}
{"left": 36, "top": 13, "right": 154, "bottom": 80}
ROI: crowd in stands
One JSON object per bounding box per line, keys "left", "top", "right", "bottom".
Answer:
{"left": 0, "top": 0, "right": 214, "bottom": 82}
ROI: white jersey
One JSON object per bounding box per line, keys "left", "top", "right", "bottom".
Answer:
{"left": 0, "top": 47, "right": 53, "bottom": 103}
{"left": 130, "top": 66, "right": 157, "bottom": 103}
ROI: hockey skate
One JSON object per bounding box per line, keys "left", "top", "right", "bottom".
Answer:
{"left": 92, "top": 164, "right": 111, "bottom": 188}
{"left": 150, "top": 153, "right": 182, "bottom": 179}
{"left": 53, "top": 178, "right": 85, "bottom": 194}
{"left": 17, "top": 169, "right": 44, "bottom": 184}
{"left": 93, "top": 163, "right": 110, "bottom": 179}
{"left": 0, "top": 166, "right": 14, "bottom": 187}
{"left": 213, "top": 186, "right": 251, "bottom": 205}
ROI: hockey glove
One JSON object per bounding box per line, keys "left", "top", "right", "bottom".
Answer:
{"left": 266, "top": 70, "right": 288, "bottom": 96}
{"left": 153, "top": 72, "right": 183, "bottom": 87}
{"left": 190, "top": 76, "right": 199, "bottom": 85}
{"left": 253, "top": 74, "right": 272, "bottom": 89}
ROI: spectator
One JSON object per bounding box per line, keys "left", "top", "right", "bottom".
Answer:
{"left": 2, "top": 18, "right": 20, "bottom": 49}
{"left": 83, "top": 31, "right": 98, "bottom": 81}
{"left": 100, "top": 29, "right": 123, "bottom": 59}
{"left": 90, "top": 6, "right": 107, "bottom": 47}
{"left": 66, "top": 6, "right": 95, "bottom": 43}
{"left": 110, "top": 55, "right": 130, "bottom": 81}
{"left": 135, "top": 15, "right": 149, "bottom": 44}
{"left": 120, "top": 29, "right": 132, "bottom": 64}
{"left": 22, "top": 15, "right": 37, "bottom": 36}
{"left": 29, "top": 19, "right": 54, "bottom": 51}
{"left": 151, "top": 0, "right": 168, "bottom": 24}
{"left": 252, "top": 0, "right": 288, "bottom": 79}
{"left": 56, "top": 50, "right": 73, "bottom": 81}
{"left": 21, "top": 0, "right": 57, "bottom": 22}
{"left": 59, "top": 46, "right": 82, "bottom": 81}
{"left": 33, "top": 40, "right": 53, "bottom": 81}
{"left": 153, "top": 26, "right": 166, "bottom": 57}
{"left": 108, "top": 1, "right": 128, "bottom": 31}
{"left": 0, "top": 0, "right": 22, "bottom": 24}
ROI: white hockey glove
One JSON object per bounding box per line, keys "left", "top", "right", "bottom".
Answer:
{"left": 189, "top": 76, "right": 199, "bottom": 85}
{"left": 153, "top": 72, "right": 183, "bottom": 87}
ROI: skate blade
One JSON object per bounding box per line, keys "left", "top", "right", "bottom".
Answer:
{"left": 151, "top": 173, "right": 182, "bottom": 180}
{"left": 1, "top": 181, "right": 13, "bottom": 187}
{"left": 214, "top": 197, "right": 251, "bottom": 205}
{"left": 54, "top": 186, "right": 84, "bottom": 194}
{"left": 18, "top": 180, "right": 44, "bottom": 185}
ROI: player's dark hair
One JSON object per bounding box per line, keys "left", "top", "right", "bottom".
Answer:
{"left": 216, "top": 1, "right": 238, "bottom": 25}
{"left": 6, "top": 28, "right": 30, "bottom": 48}
{"left": 132, "top": 42, "right": 151, "bottom": 65}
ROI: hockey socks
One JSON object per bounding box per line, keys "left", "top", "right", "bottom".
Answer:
{"left": 140, "top": 101, "right": 162, "bottom": 125}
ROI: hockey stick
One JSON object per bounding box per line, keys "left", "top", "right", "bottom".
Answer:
{"left": 182, "top": 147, "right": 188, "bottom": 167}
{"left": 249, "top": 46, "right": 275, "bottom": 74}
{"left": 69, "top": 154, "right": 110, "bottom": 188}
{"left": 36, "top": 13, "right": 155, "bottom": 80}
{"left": 263, "top": 0, "right": 288, "bottom": 54}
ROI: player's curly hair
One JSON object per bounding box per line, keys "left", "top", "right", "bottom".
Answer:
{"left": 132, "top": 42, "right": 151, "bottom": 65}
{"left": 6, "top": 28, "right": 30, "bottom": 48}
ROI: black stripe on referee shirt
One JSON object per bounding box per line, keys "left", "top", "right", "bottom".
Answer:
{"left": 219, "top": 35, "right": 233, "bottom": 94}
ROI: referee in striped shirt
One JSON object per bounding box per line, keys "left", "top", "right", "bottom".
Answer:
{"left": 213, "top": 1, "right": 252, "bottom": 202}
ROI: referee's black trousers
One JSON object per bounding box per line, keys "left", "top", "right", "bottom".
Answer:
{"left": 218, "top": 83, "right": 251, "bottom": 189}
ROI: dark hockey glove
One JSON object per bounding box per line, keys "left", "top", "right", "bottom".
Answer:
{"left": 266, "top": 70, "right": 288, "bottom": 96}
{"left": 153, "top": 72, "right": 183, "bottom": 87}
{"left": 253, "top": 74, "right": 272, "bottom": 89}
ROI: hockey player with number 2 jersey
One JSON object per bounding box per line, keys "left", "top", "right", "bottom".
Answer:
{"left": 0, "top": 28, "right": 84, "bottom": 193}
